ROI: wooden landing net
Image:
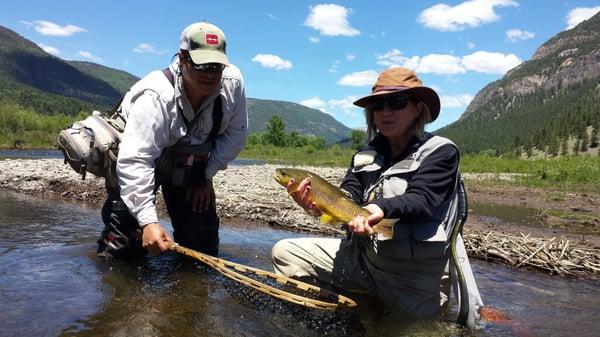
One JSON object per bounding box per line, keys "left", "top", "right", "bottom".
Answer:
{"left": 169, "top": 243, "right": 357, "bottom": 310}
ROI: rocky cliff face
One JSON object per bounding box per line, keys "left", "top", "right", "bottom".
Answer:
{"left": 461, "top": 13, "right": 600, "bottom": 121}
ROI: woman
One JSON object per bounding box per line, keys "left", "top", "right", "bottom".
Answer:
{"left": 271, "top": 67, "right": 461, "bottom": 319}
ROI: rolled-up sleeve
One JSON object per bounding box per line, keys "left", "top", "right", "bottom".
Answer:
{"left": 117, "top": 91, "right": 170, "bottom": 226}
{"left": 205, "top": 77, "right": 248, "bottom": 179}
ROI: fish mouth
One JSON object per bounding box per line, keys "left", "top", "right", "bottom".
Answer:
{"left": 273, "top": 172, "right": 284, "bottom": 185}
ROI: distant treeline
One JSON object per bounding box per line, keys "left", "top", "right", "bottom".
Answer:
{"left": 0, "top": 99, "right": 82, "bottom": 148}
{"left": 437, "top": 75, "right": 600, "bottom": 158}
{"left": 245, "top": 115, "right": 365, "bottom": 151}
{"left": 1, "top": 102, "right": 598, "bottom": 193}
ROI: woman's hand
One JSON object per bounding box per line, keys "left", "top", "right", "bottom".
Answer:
{"left": 348, "top": 204, "right": 384, "bottom": 236}
{"left": 287, "top": 177, "right": 320, "bottom": 216}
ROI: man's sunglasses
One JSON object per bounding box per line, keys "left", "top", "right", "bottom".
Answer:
{"left": 370, "top": 96, "right": 410, "bottom": 111}
{"left": 186, "top": 56, "right": 226, "bottom": 73}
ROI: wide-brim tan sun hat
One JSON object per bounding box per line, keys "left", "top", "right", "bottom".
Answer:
{"left": 180, "top": 22, "right": 228, "bottom": 66}
{"left": 353, "top": 67, "right": 440, "bottom": 122}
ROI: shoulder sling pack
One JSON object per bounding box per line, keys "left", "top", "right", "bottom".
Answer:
{"left": 57, "top": 68, "right": 223, "bottom": 181}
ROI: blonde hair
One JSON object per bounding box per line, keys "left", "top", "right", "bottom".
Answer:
{"left": 365, "top": 97, "right": 432, "bottom": 142}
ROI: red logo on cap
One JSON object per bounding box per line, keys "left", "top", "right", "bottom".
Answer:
{"left": 206, "top": 34, "right": 219, "bottom": 45}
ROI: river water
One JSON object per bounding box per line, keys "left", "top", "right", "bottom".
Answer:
{"left": 1, "top": 190, "right": 599, "bottom": 337}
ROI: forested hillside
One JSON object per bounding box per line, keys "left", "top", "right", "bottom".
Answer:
{"left": 0, "top": 26, "right": 124, "bottom": 113}
{"left": 0, "top": 25, "right": 353, "bottom": 147}
{"left": 68, "top": 61, "right": 139, "bottom": 94}
{"left": 247, "top": 98, "right": 352, "bottom": 145}
{"left": 437, "top": 12, "right": 600, "bottom": 157}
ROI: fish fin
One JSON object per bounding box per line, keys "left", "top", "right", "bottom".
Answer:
{"left": 373, "top": 218, "right": 396, "bottom": 240}
{"left": 320, "top": 213, "right": 335, "bottom": 224}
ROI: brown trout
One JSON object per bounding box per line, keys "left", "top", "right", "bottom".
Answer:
{"left": 274, "top": 168, "right": 394, "bottom": 239}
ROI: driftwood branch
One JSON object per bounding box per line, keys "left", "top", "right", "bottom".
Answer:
{"left": 463, "top": 229, "right": 600, "bottom": 279}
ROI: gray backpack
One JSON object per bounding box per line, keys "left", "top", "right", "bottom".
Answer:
{"left": 57, "top": 110, "right": 125, "bottom": 181}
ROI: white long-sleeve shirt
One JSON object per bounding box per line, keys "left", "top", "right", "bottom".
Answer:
{"left": 116, "top": 61, "right": 248, "bottom": 226}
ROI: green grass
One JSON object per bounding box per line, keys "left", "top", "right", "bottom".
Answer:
{"left": 2, "top": 102, "right": 598, "bottom": 196}
{"left": 461, "top": 154, "right": 600, "bottom": 193}
{"left": 239, "top": 144, "right": 355, "bottom": 167}
{"left": 0, "top": 100, "right": 83, "bottom": 148}
{"left": 241, "top": 147, "right": 600, "bottom": 194}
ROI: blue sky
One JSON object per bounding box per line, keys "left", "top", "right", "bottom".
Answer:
{"left": 2, "top": 1, "right": 599, "bottom": 131}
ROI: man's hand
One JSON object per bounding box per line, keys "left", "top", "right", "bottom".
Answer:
{"left": 348, "top": 204, "right": 384, "bottom": 236}
{"left": 186, "top": 179, "right": 215, "bottom": 213}
{"left": 287, "top": 177, "right": 319, "bottom": 216}
{"left": 142, "top": 222, "right": 173, "bottom": 255}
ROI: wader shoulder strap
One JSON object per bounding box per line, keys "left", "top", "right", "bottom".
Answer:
{"left": 208, "top": 96, "right": 223, "bottom": 142}
{"left": 106, "top": 95, "right": 126, "bottom": 118}
{"left": 107, "top": 67, "right": 174, "bottom": 118}
{"left": 162, "top": 68, "right": 174, "bottom": 86}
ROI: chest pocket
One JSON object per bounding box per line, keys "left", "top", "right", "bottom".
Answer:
{"left": 382, "top": 176, "right": 408, "bottom": 198}
{"left": 365, "top": 155, "right": 419, "bottom": 201}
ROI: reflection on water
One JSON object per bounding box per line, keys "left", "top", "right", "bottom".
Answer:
{"left": 469, "top": 201, "right": 599, "bottom": 236}
{"left": 0, "top": 148, "right": 64, "bottom": 159}
{"left": 1, "top": 191, "right": 599, "bottom": 337}
{"left": 469, "top": 201, "right": 541, "bottom": 228}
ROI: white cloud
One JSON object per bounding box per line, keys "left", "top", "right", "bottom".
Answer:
{"left": 376, "top": 48, "right": 521, "bottom": 75}
{"left": 338, "top": 70, "right": 378, "bottom": 86}
{"left": 304, "top": 4, "right": 360, "bottom": 36}
{"left": 417, "top": 0, "right": 518, "bottom": 32}
{"left": 301, "top": 95, "right": 361, "bottom": 117}
{"left": 417, "top": 54, "right": 465, "bottom": 74}
{"left": 252, "top": 54, "right": 292, "bottom": 70}
{"left": 267, "top": 13, "right": 280, "bottom": 21}
{"left": 37, "top": 43, "right": 59, "bottom": 56}
{"left": 76, "top": 51, "right": 103, "bottom": 63}
{"left": 309, "top": 36, "right": 320, "bottom": 44}
{"left": 441, "top": 94, "right": 474, "bottom": 108}
{"left": 346, "top": 53, "right": 356, "bottom": 61}
{"left": 22, "top": 20, "right": 86, "bottom": 36}
{"left": 462, "top": 51, "right": 521, "bottom": 74}
{"left": 566, "top": 6, "right": 600, "bottom": 29}
{"left": 328, "top": 60, "right": 340, "bottom": 73}
{"left": 328, "top": 96, "right": 360, "bottom": 116}
{"left": 300, "top": 96, "right": 327, "bottom": 112}
{"left": 466, "top": 42, "right": 476, "bottom": 49}
{"left": 133, "top": 43, "right": 167, "bottom": 55}
{"left": 506, "top": 29, "right": 535, "bottom": 42}
{"left": 376, "top": 49, "right": 420, "bottom": 69}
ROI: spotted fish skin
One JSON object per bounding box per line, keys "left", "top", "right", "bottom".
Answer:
{"left": 274, "top": 167, "right": 394, "bottom": 239}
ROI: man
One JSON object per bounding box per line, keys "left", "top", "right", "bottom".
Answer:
{"left": 98, "top": 21, "right": 248, "bottom": 258}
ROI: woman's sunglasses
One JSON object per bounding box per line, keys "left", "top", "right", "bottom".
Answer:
{"left": 370, "top": 96, "right": 410, "bottom": 111}
{"left": 186, "top": 56, "right": 226, "bottom": 73}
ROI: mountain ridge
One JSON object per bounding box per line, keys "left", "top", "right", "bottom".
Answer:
{"left": 0, "top": 25, "right": 352, "bottom": 144}
{"left": 437, "top": 12, "right": 600, "bottom": 156}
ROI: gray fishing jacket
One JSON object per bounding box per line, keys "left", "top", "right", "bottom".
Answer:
{"left": 117, "top": 60, "right": 248, "bottom": 226}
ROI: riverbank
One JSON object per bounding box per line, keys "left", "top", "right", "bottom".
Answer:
{"left": 1, "top": 158, "right": 598, "bottom": 278}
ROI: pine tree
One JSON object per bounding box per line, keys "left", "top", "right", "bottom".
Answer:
{"left": 591, "top": 124, "right": 599, "bottom": 148}
{"left": 581, "top": 128, "right": 589, "bottom": 152}
{"left": 264, "top": 115, "right": 287, "bottom": 147}
{"left": 560, "top": 139, "right": 568, "bottom": 156}
{"left": 548, "top": 138, "right": 559, "bottom": 157}
{"left": 350, "top": 130, "right": 366, "bottom": 150}
{"left": 573, "top": 139, "right": 581, "bottom": 155}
